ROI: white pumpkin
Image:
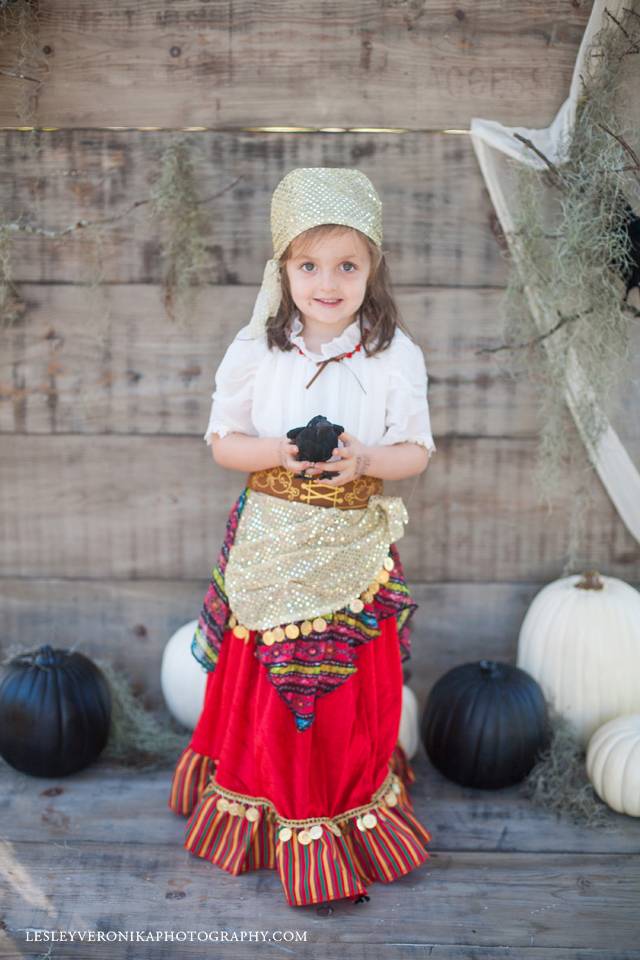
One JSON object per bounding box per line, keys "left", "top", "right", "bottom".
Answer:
{"left": 161, "top": 619, "right": 207, "bottom": 729}
{"left": 586, "top": 714, "right": 640, "bottom": 817}
{"left": 399, "top": 684, "right": 419, "bottom": 759}
{"left": 516, "top": 570, "right": 640, "bottom": 747}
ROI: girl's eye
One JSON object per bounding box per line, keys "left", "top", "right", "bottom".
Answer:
{"left": 299, "top": 262, "right": 357, "bottom": 272}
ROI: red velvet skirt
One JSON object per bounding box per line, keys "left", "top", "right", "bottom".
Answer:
{"left": 168, "top": 485, "right": 432, "bottom": 907}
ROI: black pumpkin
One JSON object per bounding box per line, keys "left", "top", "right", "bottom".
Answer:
{"left": 421, "top": 659, "right": 549, "bottom": 789}
{"left": 0, "top": 645, "right": 112, "bottom": 777}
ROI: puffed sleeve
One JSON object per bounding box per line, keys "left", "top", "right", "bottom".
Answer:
{"left": 379, "top": 335, "right": 437, "bottom": 455}
{"left": 203, "top": 329, "right": 263, "bottom": 445}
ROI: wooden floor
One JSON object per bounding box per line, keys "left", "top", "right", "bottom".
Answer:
{"left": 1, "top": 748, "right": 639, "bottom": 960}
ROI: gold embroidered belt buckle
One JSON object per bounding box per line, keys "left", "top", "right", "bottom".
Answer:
{"left": 247, "top": 465, "right": 383, "bottom": 509}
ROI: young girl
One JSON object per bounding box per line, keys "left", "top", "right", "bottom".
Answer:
{"left": 168, "top": 167, "right": 437, "bottom": 909}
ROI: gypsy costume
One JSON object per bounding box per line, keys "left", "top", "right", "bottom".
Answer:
{"left": 167, "top": 168, "right": 437, "bottom": 908}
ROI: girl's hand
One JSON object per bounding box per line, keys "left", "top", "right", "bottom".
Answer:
{"left": 308, "top": 431, "right": 372, "bottom": 485}
{"left": 278, "top": 438, "right": 315, "bottom": 475}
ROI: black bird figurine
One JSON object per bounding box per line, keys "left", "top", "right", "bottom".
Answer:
{"left": 286, "top": 415, "right": 344, "bottom": 480}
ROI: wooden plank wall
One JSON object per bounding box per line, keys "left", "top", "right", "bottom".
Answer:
{"left": 0, "top": 2, "right": 595, "bottom": 129}
{"left": 1, "top": 1, "right": 639, "bottom": 709}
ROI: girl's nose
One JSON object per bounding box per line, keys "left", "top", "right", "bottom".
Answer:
{"left": 314, "top": 269, "right": 341, "bottom": 288}
{"left": 316, "top": 280, "right": 341, "bottom": 294}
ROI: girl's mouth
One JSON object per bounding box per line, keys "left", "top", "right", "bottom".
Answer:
{"left": 314, "top": 299, "right": 343, "bottom": 308}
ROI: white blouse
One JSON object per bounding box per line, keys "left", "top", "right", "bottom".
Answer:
{"left": 203, "top": 312, "right": 437, "bottom": 455}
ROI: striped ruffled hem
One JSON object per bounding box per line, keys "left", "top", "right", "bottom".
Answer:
{"left": 168, "top": 743, "right": 430, "bottom": 907}
{"left": 167, "top": 745, "right": 217, "bottom": 817}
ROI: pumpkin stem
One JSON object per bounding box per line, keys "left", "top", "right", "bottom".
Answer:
{"left": 34, "top": 645, "right": 58, "bottom": 666}
{"left": 575, "top": 570, "right": 604, "bottom": 591}
{"left": 479, "top": 659, "right": 498, "bottom": 676}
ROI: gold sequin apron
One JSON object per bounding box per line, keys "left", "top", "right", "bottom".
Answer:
{"left": 223, "top": 488, "right": 409, "bottom": 632}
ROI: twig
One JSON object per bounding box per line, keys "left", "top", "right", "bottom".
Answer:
{"left": 596, "top": 122, "right": 640, "bottom": 183}
{"left": 192, "top": 176, "right": 242, "bottom": 205}
{"left": 2, "top": 176, "right": 242, "bottom": 239}
{"left": 512, "top": 133, "right": 564, "bottom": 188}
{"left": 0, "top": 68, "right": 41, "bottom": 82}
{"left": 604, "top": 7, "right": 640, "bottom": 60}
{"left": 475, "top": 310, "right": 584, "bottom": 355}
{"left": 604, "top": 7, "right": 640, "bottom": 52}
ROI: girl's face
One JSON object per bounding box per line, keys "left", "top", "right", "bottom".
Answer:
{"left": 285, "top": 228, "right": 371, "bottom": 332}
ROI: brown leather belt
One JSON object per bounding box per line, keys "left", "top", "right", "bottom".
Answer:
{"left": 247, "top": 465, "right": 383, "bottom": 509}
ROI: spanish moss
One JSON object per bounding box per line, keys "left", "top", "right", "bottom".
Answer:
{"left": 499, "top": 7, "right": 640, "bottom": 574}
{"left": 0, "top": 0, "right": 48, "bottom": 133}
{"left": 148, "top": 139, "right": 210, "bottom": 328}
{"left": 520, "top": 708, "right": 609, "bottom": 827}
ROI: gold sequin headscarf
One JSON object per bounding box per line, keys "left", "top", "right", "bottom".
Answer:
{"left": 246, "top": 167, "right": 383, "bottom": 337}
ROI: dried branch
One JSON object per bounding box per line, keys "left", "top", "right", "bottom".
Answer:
{"left": 596, "top": 122, "right": 640, "bottom": 183}
{"left": 604, "top": 7, "right": 640, "bottom": 55}
{"left": 2, "top": 176, "right": 242, "bottom": 240}
{"left": 512, "top": 133, "right": 564, "bottom": 188}
{"left": 0, "top": 67, "right": 40, "bottom": 82}
{"left": 475, "top": 309, "right": 584, "bottom": 355}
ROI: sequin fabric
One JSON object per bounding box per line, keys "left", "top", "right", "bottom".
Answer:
{"left": 270, "top": 168, "right": 383, "bottom": 260}
{"left": 191, "top": 487, "right": 418, "bottom": 732}
{"left": 224, "top": 489, "right": 408, "bottom": 630}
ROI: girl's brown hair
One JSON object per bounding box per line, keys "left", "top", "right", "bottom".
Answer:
{"left": 265, "top": 224, "right": 415, "bottom": 356}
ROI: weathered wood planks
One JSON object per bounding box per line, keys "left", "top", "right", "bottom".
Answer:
{"left": 0, "top": 130, "right": 504, "bottom": 285}
{"left": 0, "top": 752, "right": 639, "bottom": 957}
{"left": 3, "top": 750, "right": 639, "bottom": 855}
{"left": 0, "top": 2, "right": 592, "bottom": 129}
